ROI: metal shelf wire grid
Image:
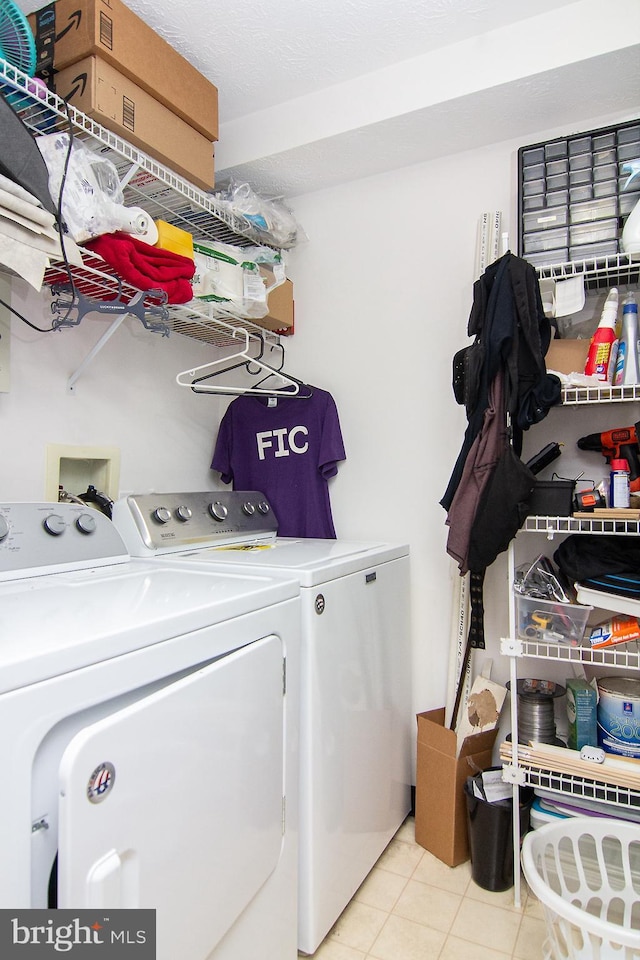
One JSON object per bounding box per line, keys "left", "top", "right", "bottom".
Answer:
{"left": 1, "top": 58, "right": 282, "bottom": 348}
{"left": 536, "top": 253, "right": 640, "bottom": 291}
{"left": 516, "top": 637, "right": 640, "bottom": 670}
{"left": 523, "top": 515, "right": 640, "bottom": 536}
{"left": 515, "top": 765, "right": 640, "bottom": 812}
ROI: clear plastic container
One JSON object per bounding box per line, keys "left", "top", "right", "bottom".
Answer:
{"left": 514, "top": 592, "right": 592, "bottom": 645}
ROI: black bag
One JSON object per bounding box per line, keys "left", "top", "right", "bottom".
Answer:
{"left": 467, "top": 443, "right": 535, "bottom": 572}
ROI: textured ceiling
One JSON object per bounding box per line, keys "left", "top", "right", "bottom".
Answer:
{"left": 17, "top": 0, "right": 640, "bottom": 199}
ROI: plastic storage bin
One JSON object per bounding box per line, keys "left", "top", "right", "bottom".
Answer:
{"left": 521, "top": 817, "right": 640, "bottom": 960}
{"left": 514, "top": 593, "right": 592, "bottom": 645}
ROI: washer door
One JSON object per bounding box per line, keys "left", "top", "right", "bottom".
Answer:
{"left": 58, "top": 634, "right": 285, "bottom": 960}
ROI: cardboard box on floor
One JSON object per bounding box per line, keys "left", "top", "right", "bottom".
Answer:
{"left": 29, "top": 0, "right": 218, "bottom": 140}
{"left": 415, "top": 708, "right": 498, "bottom": 867}
{"left": 54, "top": 57, "right": 215, "bottom": 192}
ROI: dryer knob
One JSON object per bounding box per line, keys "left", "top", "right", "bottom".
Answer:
{"left": 76, "top": 513, "right": 97, "bottom": 535}
{"left": 175, "top": 505, "right": 192, "bottom": 522}
{"left": 0, "top": 515, "right": 8, "bottom": 541}
{"left": 43, "top": 514, "right": 66, "bottom": 536}
{"left": 153, "top": 507, "right": 172, "bottom": 524}
{"left": 209, "top": 501, "right": 228, "bottom": 522}
{"left": 257, "top": 501, "right": 270, "bottom": 515}
{"left": 242, "top": 501, "right": 256, "bottom": 516}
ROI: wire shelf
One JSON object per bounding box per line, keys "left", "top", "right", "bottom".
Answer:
{"left": 514, "top": 765, "right": 640, "bottom": 812}
{"left": 523, "top": 515, "right": 640, "bottom": 536}
{"left": 560, "top": 382, "right": 640, "bottom": 405}
{"left": 515, "top": 637, "right": 640, "bottom": 670}
{"left": 536, "top": 253, "right": 640, "bottom": 291}
{"left": 0, "top": 58, "right": 283, "bottom": 348}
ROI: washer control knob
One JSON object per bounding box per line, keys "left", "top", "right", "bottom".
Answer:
{"left": 43, "top": 514, "right": 66, "bottom": 536}
{"left": 0, "top": 515, "right": 8, "bottom": 541}
{"left": 209, "top": 501, "right": 228, "bottom": 522}
{"left": 175, "top": 505, "right": 192, "bottom": 522}
{"left": 153, "top": 507, "right": 172, "bottom": 524}
{"left": 242, "top": 501, "right": 256, "bottom": 516}
{"left": 257, "top": 501, "right": 270, "bottom": 515}
{"left": 76, "top": 513, "right": 97, "bottom": 535}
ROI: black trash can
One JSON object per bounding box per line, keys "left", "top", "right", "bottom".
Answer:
{"left": 464, "top": 768, "right": 533, "bottom": 892}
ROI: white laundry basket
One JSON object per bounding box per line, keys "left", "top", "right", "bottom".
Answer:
{"left": 521, "top": 817, "right": 640, "bottom": 960}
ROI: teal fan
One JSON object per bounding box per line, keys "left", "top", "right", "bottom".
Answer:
{"left": 0, "top": 0, "right": 36, "bottom": 102}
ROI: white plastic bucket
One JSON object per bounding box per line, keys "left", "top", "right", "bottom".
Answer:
{"left": 597, "top": 676, "right": 640, "bottom": 759}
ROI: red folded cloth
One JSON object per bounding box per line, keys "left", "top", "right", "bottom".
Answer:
{"left": 85, "top": 232, "right": 195, "bottom": 304}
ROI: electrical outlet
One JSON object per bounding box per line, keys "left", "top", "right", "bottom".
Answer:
{"left": 0, "top": 275, "right": 11, "bottom": 393}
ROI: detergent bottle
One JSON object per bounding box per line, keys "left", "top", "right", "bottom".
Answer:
{"left": 621, "top": 160, "right": 640, "bottom": 260}
{"left": 584, "top": 287, "right": 618, "bottom": 381}
{"left": 613, "top": 292, "right": 639, "bottom": 386}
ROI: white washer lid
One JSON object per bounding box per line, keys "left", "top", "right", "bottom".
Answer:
{"left": 170, "top": 538, "right": 410, "bottom": 587}
{"left": 0, "top": 559, "right": 299, "bottom": 693}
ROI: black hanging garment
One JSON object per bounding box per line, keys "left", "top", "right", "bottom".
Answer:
{"left": 442, "top": 254, "right": 561, "bottom": 729}
{"left": 442, "top": 252, "right": 560, "bottom": 575}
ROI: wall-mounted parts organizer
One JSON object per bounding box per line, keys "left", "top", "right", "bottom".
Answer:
{"left": 0, "top": 57, "right": 284, "bottom": 373}
{"left": 518, "top": 118, "right": 640, "bottom": 268}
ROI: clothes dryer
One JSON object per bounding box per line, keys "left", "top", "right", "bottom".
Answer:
{"left": 0, "top": 501, "right": 300, "bottom": 960}
{"left": 112, "top": 490, "right": 412, "bottom": 955}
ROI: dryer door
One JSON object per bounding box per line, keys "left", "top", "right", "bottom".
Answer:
{"left": 58, "top": 633, "right": 285, "bottom": 960}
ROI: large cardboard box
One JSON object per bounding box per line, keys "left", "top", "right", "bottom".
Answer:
{"left": 415, "top": 708, "right": 498, "bottom": 867}
{"left": 55, "top": 57, "right": 215, "bottom": 192}
{"left": 29, "top": 0, "right": 218, "bottom": 140}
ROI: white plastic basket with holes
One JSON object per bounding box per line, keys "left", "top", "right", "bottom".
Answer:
{"left": 521, "top": 817, "right": 640, "bottom": 960}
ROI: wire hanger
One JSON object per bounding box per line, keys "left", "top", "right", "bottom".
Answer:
{"left": 175, "top": 327, "right": 312, "bottom": 398}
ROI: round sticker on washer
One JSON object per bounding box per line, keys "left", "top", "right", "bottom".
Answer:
{"left": 315, "top": 594, "right": 325, "bottom": 615}
{"left": 87, "top": 762, "right": 116, "bottom": 803}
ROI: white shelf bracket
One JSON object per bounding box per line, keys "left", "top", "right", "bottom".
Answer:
{"left": 67, "top": 313, "right": 128, "bottom": 394}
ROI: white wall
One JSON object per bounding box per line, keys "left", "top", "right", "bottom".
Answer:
{"left": 1, "top": 106, "right": 635, "bottom": 777}
{"left": 0, "top": 283, "right": 228, "bottom": 499}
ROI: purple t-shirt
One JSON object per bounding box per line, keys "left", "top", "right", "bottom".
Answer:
{"left": 211, "top": 387, "right": 346, "bottom": 538}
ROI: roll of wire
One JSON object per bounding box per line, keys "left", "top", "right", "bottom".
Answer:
{"left": 509, "top": 679, "right": 566, "bottom": 745}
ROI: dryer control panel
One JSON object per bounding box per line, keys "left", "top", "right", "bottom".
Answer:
{"left": 0, "top": 502, "right": 129, "bottom": 580}
{"left": 112, "top": 491, "right": 279, "bottom": 556}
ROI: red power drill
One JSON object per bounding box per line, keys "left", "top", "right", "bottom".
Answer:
{"left": 577, "top": 421, "right": 640, "bottom": 493}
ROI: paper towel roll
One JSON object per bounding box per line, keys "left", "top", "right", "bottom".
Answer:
{"left": 111, "top": 206, "right": 159, "bottom": 244}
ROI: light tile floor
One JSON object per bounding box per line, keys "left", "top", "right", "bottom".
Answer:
{"left": 301, "top": 817, "right": 547, "bottom": 960}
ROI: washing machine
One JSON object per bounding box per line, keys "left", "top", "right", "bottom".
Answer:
{"left": 0, "top": 500, "right": 300, "bottom": 960}
{"left": 112, "top": 490, "right": 412, "bottom": 955}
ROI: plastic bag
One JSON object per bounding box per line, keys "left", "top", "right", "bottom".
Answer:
{"left": 36, "top": 133, "right": 157, "bottom": 244}
{"left": 213, "top": 179, "right": 306, "bottom": 249}
{"left": 192, "top": 239, "right": 286, "bottom": 319}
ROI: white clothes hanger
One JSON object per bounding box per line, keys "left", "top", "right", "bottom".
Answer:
{"left": 175, "top": 326, "right": 312, "bottom": 398}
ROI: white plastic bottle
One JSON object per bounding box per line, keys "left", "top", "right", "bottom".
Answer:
{"left": 613, "top": 292, "right": 639, "bottom": 386}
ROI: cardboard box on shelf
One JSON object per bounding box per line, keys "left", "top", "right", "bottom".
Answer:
{"left": 415, "top": 708, "right": 498, "bottom": 867}
{"left": 54, "top": 57, "right": 215, "bottom": 192}
{"left": 29, "top": 0, "right": 218, "bottom": 140}
{"left": 253, "top": 279, "right": 295, "bottom": 333}
{"left": 545, "top": 339, "right": 590, "bottom": 376}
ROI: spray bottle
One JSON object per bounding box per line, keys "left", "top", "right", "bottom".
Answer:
{"left": 584, "top": 287, "right": 618, "bottom": 381}
{"left": 613, "top": 292, "right": 640, "bottom": 386}
{"left": 621, "top": 160, "right": 640, "bottom": 260}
